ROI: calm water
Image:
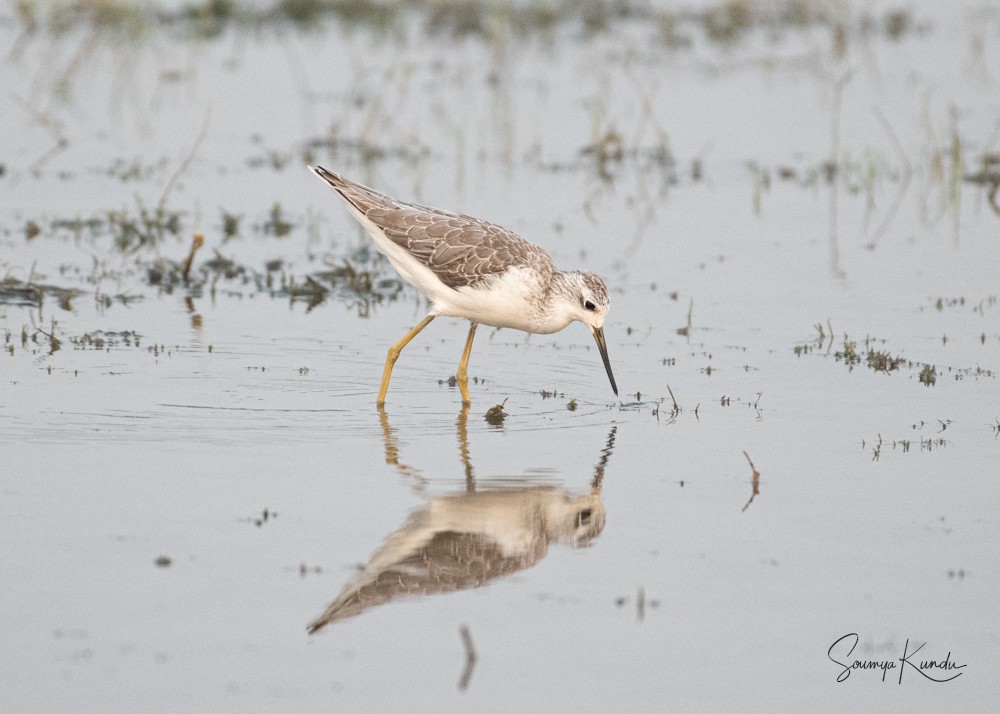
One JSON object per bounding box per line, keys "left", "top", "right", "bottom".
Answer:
{"left": 2, "top": 1, "right": 998, "bottom": 711}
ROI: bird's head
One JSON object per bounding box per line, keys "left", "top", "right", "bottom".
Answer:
{"left": 561, "top": 271, "right": 617, "bottom": 397}
{"left": 546, "top": 493, "right": 608, "bottom": 547}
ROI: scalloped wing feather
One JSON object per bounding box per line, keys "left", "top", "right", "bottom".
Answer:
{"left": 314, "top": 167, "right": 556, "bottom": 290}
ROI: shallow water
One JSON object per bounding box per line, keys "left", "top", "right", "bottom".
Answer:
{"left": 2, "top": 1, "right": 999, "bottom": 711}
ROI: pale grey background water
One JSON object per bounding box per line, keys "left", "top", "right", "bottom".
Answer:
{"left": 2, "top": 1, "right": 998, "bottom": 711}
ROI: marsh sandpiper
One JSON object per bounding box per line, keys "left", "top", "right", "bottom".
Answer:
{"left": 312, "top": 166, "right": 617, "bottom": 404}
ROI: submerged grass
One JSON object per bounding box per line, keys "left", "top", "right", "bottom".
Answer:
{"left": 0, "top": 275, "right": 78, "bottom": 310}
{"left": 24, "top": 203, "right": 183, "bottom": 253}
{"left": 12, "top": 0, "right": 926, "bottom": 44}
{"left": 865, "top": 432, "right": 948, "bottom": 461}
{"left": 108, "top": 201, "right": 183, "bottom": 253}
{"left": 70, "top": 329, "right": 141, "bottom": 349}
{"left": 795, "top": 327, "right": 994, "bottom": 386}
{"left": 9, "top": 198, "right": 404, "bottom": 313}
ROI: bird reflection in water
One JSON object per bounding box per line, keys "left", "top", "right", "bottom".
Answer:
{"left": 307, "top": 409, "right": 617, "bottom": 633}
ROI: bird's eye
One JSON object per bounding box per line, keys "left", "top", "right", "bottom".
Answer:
{"left": 578, "top": 508, "right": 592, "bottom": 526}
{"left": 584, "top": 300, "right": 596, "bottom": 311}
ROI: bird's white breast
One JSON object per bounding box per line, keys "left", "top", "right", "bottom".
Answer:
{"left": 435, "top": 267, "right": 567, "bottom": 333}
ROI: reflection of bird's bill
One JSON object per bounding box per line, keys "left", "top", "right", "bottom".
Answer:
{"left": 591, "top": 326, "right": 618, "bottom": 396}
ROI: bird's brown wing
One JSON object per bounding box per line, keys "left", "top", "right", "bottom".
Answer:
{"left": 313, "top": 166, "right": 555, "bottom": 289}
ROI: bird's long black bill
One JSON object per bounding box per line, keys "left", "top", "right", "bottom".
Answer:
{"left": 592, "top": 327, "right": 618, "bottom": 397}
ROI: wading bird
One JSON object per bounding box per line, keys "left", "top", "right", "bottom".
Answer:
{"left": 312, "top": 167, "right": 617, "bottom": 405}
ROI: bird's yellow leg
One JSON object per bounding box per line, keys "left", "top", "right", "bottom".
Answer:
{"left": 377, "top": 315, "right": 435, "bottom": 405}
{"left": 456, "top": 321, "right": 478, "bottom": 404}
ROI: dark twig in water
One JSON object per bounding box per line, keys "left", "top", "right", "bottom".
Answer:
{"left": 458, "top": 625, "right": 477, "bottom": 691}
{"left": 741, "top": 450, "right": 761, "bottom": 512}
{"left": 182, "top": 232, "right": 204, "bottom": 284}
{"left": 666, "top": 384, "right": 679, "bottom": 414}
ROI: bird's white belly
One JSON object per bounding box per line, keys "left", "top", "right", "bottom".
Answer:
{"left": 434, "top": 268, "right": 552, "bottom": 333}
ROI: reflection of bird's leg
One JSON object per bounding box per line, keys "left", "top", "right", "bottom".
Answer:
{"left": 456, "top": 404, "right": 475, "bottom": 492}
{"left": 455, "top": 321, "right": 478, "bottom": 404}
{"left": 378, "top": 405, "right": 400, "bottom": 467}
{"left": 377, "top": 405, "right": 425, "bottom": 491}
{"left": 591, "top": 425, "right": 618, "bottom": 492}
{"left": 378, "top": 315, "right": 435, "bottom": 405}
